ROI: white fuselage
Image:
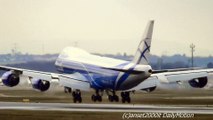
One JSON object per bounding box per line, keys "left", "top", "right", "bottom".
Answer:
{"left": 55, "top": 47, "right": 152, "bottom": 90}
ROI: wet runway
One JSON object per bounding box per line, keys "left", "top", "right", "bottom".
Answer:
{"left": 0, "top": 102, "right": 213, "bottom": 114}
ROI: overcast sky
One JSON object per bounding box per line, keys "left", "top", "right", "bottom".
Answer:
{"left": 0, "top": 0, "right": 213, "bottom": 56}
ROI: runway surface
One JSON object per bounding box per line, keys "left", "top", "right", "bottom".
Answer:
{"left": 0, "top": 102, "right": 213, "bottom": 114}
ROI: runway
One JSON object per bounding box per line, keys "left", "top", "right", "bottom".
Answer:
{"left": 0, "top": 102, "right": 213, "bottom": 114}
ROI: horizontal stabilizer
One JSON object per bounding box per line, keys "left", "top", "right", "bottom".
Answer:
{"left": 101, "top": 67, "right": 145, "bottom": 74}
{"left": 153, "top": 67, "right": 204, "bottom": 74}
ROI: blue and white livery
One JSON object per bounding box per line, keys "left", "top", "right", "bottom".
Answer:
{"left": 0, "top": 20, "right": 213, "bottom": 103}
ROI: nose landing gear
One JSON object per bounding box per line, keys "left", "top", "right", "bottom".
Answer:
{"left": 72, "top": 90, "right": 82, "bottom": 103}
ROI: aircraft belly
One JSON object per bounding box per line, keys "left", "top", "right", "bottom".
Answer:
{"left": 117, "top": 73, "right": 149, "bottom": 90}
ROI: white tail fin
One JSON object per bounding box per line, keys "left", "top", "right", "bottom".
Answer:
{"left": 132, "top": 20, "right": 154, "bottom": 65}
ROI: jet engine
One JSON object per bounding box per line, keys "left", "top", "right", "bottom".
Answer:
{"left": 1, "top": 71, "right": 20, "bottom": 87}
{"left": 188, "top": 77, "right": 208, "bottom": 88}
{"left": 31, "top": 79, "right": 50, "bottom": 92}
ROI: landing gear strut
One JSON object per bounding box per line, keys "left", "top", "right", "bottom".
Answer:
{"left": 91, "top": 90, "right": 103, "bottom": 102}
{"left": 72, "top": 90, "right": 82, "bottom": 103}
{"left": 108, "top": 91, "right": 119, "bottom": 102}
{"left": 121, "top": 92, "right": 131, "bottom": 103}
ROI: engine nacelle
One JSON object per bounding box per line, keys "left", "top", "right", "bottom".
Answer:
{"left": 1, "top": 71, "right": 20, "bottom": 87}
{"left": 188, "top": 77, "right": 208, "bottom": 88}
{"left": 32, "top": 79, "right": 50, "bottom": 92}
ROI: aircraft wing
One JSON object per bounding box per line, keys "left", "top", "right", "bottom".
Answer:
{"left": 129, "top": 68, "right": 213, "bottom": 91}
{"left": 0, "top": 65, "right": 90, "bottom": 91}
{"left": 154, "top": 69, "right": 213, "bottom": 83}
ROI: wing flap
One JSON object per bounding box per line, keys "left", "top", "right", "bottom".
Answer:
{"left": 22, "top": 71, "right": 53, "bottom": 82}
{"left": 58, "top": 75, "right": 90, "bottom": 91}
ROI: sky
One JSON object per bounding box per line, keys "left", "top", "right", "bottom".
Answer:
{"left": 0, "top": 0, "right": 213, "bottom": 56}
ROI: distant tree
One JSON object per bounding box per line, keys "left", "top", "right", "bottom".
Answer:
{"left": 207, "top": 62, "right": 213, "bottom": 68}
{"left": 162, "top": 61, "right": 188, "bottom": 69}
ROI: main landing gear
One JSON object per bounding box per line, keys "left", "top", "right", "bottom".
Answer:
{"left": 121, "top": 92, "right": 131, "bottom": 103}
{"left": 67, "top": 88, "right": 131, "bottom": 103}
{"left": 106, "top": 91, "right": 131, "bottom": 103}
{"left": 108, "top": 91, "right": 119, "bottom": 102}
{"left": 72, "top": 90, "right": 82, "bottom": 103}
{"left": 64, "top": 87, "right": 82, "bottom": 103}
{"left": 91, "top": 90, "right": 103, "bottom": 102}
{"left": 107, "top": 91, "right": 131, "bottom": 103}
